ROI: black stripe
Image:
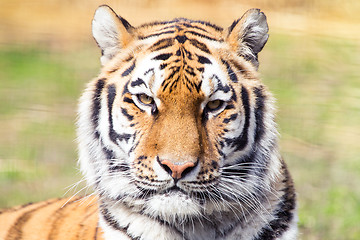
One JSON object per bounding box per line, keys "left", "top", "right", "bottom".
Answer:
{"left": 160, "top": 63, "right": 168, "bottom": 70}
{"left": 130, "top": 78, "right": 146, "bottom": 88}
{"left": 191, "top": 19, "right": 223, "bottom": 32}
{"left": 230, "top": 85, "right": 237, "bottom": 102}
{"left": 6, "top": 199, "right": 60, "bottom": 240}
{"left": 116, "top": 133, "right": 132, "bottom": 143}
{"left": 197, "top": 55, "right": 211, "bottom": 64}
{"left": 109, "top": 162, "right": 130, "bottom": 173}
{"left": 182, "top": 23, "right": 208, "bottom": 33}
{"left": 224, "top": 86, "right": 249, "bottom": 151}
{"left": 216, "top": 143, "right": 226, "bottom": 158}
{"left": 102, "top": 146, "right": 127, "bottom": 173}
{"left": 124, "top": 55, "right": 134, "bottom": 62}
{"left": 185, "top": 82, "right": 193, "bottom": 93}
{"left": 230, "top": 59, "right": 245, "bottom": 75}
{"left": 121, "top": 62, "right": 136, "bottom": 77}
{"left": 94, "top": 223, "right": 99, "bottom": 240}
{"left": 107, "top": 85, "right": 134, "bottom": 143}
{"left": 152, "top": 53, "right": 172, "bottom": 61}
{"left": 212, "top": 74, "right": 230, "bottom": 93}
{"left": 0, "top": 201, "right": 36, "bottom": 214}
{"left": 195, "top": 80, "right": 202, "bottom": 93}
{"left": 225, "top": 104, "right": 235, "bottom": 110}
{"left": 123, "top": 97, "right": 134, "bottom": 104}
{"left": 228, "top": 19, "right": 240, "bottom": 34}
{"left": 189, "top": 39, "right": 211, "bottom": 54}
{"left": 108, "top": 68, "right": 119, "bottom": 73}
{"left": 122, "top": 80, "right": 130, "bottom": 96}
{"left": 119, "top": 16, "right": 133, "bottom": 31}
{"left": 47, "top": 198, "right": 81, "bottom": 239}
{"left": 140, "top": 18, "right": 222, "bottom": 32}
{"left": 138, "top": 20, "right": 178, "bottom": 29}
{"left": 168, "top": 76, "right": 180, "bottom": 93}
{"left": 121, "top": 107, "right": 134, "bottom": 121}
{"left": 92, "top": 79, "right": 106, "bottom": 130}
{"left": 178, "top": 47, "right": 192, "bottom": 60}
{"left": 222, "top": 151, "right": 254, "bottom": 176}
{"left": 129, "top": 138, "right": 140, "bottom": 154}
{"left": 107, "top": 84, "right": 118, "bottom": 143}
{"left": 185, "top": 66, "right": 196, "bottom": 77}
{"left": 181, "top": 23, "right": 209, "bottom": 33}
{"left": 138, "top": 18, "right": 222, "bottom": 32}
{"left": 223, "top": 113, "right": 238, "bottom": 123}
{"left": 164, "top": 67, "right": 179, "bottom": 82}
{"left": 101, "top": 204, "right": 188, "bottom": 240}
{"left": 185, "top": 30, "right": 218, "bottom": 41}
{"left": 136, "top": 209, "right": 190, "bottom": 240}
{"left": 144, "top": 68, "right": 155, "bottom": 76}
{"left": 100, "top": 207, "right": 134, "bottom": 238}
{"left": 223, "top": 137, "right": 276, "bottom": 184}
{"left": 139, "top": 30, "right": 175, "bottom": 40}
{"left": 162, "top": 80, "right": 171, "bottom": 92}
{"left": 148, "top": 38, "right": 174, "bottom": 51}
{"left": 253, "top": 86, "right": 266, "bottom": 144}
{"left": 222, "top": 59, "right": 238, "bottom": 83}
{"left": 157, "top": 24, "right": 177, "bottom": 31}
{"left": 236, "top": 86, "right": 250, "bottom": 151}
{"left": 253, "top": 163, "right": 296, "bottom": 240}
{"left": 94, "top": 222, "right": 99, "bottom": 240}
{"left": 197, "top": 67, "right": 204, "bottom": 73}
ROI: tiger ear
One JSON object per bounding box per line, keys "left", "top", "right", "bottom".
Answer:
{"left": 225, "top": 9, "right": 269, "bottom": 68}
{"left": 92, "top": 5, "right": 134, "bottom": 65}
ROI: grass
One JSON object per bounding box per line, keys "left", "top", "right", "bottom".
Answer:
{"left": 0, "top": 33, "right": 359, "bottom": 239}
{"left": 0, "top": 45, "right": 99, "bottom": 206}
{"left": 262, "top": 33, "right": 360, "bottom": 239}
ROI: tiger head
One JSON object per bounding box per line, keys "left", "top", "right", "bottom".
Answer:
{"left": 77, "top": 5, "right": 280, "bottom": 223}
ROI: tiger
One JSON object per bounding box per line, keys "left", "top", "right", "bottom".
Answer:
{"left": 0, "top": 4, "right": 298, "bottom": 240}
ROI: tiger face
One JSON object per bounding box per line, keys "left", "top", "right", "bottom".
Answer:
{"left": 77, "top": 5, "right": 289, "bottom": 230}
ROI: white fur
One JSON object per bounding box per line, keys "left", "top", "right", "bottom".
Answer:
{"left": 92, "top": 6, "right": 122, "bottom": 65}
{"left": 100, "top": 203, "right": 184, "bottom": 240}
{"left": 279, "top": 224, "right": 298, "bottom": 240}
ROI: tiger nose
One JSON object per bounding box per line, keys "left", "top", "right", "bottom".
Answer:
{"left": 159, "top": 159, "right": 197, "bottom": 180}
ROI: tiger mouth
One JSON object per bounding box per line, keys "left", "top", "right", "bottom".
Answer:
{"left": 162, "top": 185, "right": 187, "bottom": 194}
{"left": 136, "top": 183, "right": 187, "bottom": 196}
{"left": 134, "top": 180, "right": 219, "bottom": 204}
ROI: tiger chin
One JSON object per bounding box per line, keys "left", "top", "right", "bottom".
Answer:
{"left": 0, "top": 5, "right": 297, "bottom": 240}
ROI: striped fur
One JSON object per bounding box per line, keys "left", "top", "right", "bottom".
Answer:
{"left": 1, "top": 5, "right": 297, "bottom": 240}
{"left": 0, "top": 197, "right": 102, "bottom": 240}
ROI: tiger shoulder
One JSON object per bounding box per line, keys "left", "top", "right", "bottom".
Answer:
{"left": 1, "top": 5, "right": 297, "bottom": 240}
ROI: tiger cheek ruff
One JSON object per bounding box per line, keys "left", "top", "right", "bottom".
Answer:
{"left": 0, "top": 5, "right": 297, "bottom": 240}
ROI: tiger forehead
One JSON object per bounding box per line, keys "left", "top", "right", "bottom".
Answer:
{"left": 143, "top": 21, "right": 222, "bottom": 99}
{"left": 156, "top": 41, "right": 205, "bottom": 97}
{"left": 137, "top": 18, "right": 224, "bottom": 39}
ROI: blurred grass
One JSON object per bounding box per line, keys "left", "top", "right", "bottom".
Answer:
{"left": 261, "top": 33, "right": 360, "bottom": 240}
{"left": 0, "top": 45, "right": 99, "bottom": 206}
{"left": 0, "top": 1, "right": 360, "bottom": 239}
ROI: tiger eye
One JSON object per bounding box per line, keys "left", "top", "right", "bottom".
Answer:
{"left": 138, "top": 94, "right": 154, "bottom": 105}
{"left": 207, "top": 100, "right": 222, "bottom": 110}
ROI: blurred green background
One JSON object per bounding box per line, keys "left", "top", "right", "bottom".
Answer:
{"left": 0, "top": 0, "right": 359, "bottom": 239}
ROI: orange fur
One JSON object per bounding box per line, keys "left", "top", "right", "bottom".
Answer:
{"left": 0, "top": 197, "right": 102, "bottom": 240}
